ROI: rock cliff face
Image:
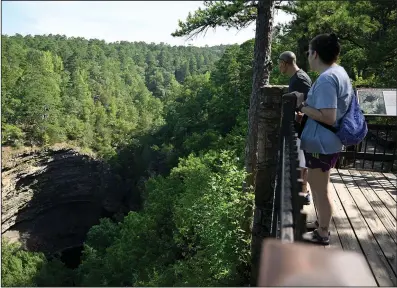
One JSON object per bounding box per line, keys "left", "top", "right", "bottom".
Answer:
{"left": 1, "top": 146, "right": 123, "bottom": 256}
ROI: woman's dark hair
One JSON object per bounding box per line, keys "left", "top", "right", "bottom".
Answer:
{"left": 310, "top": 33, "right": 341, "bottom": 65}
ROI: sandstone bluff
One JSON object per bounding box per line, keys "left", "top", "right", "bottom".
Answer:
{"left": 1, "top": 146, "right": 124, "bottom": 257}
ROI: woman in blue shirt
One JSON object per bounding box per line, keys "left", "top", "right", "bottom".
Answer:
{"left": 296, "top": 33, "right": 353, "bottom": 244}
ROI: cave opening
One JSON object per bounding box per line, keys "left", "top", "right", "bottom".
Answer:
{"left": 101, "top": 207, "right": 114, "bottom": 218}
{"left": 60, "top": 246, "right": 84, "bottom": 269}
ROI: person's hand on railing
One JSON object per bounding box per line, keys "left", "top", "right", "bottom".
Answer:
{"left": 294, "top": 92, "right": 305, "bottom": 108}
{"left": 283, "top": 91, "right": 305, "bottom": 108}
{"left": 295, "top": 112, "right": 303, "bottom": 123}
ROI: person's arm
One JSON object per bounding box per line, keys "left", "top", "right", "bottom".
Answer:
{"left": 299, "top": 79, "right": 312, "bottom": 100}
{"left": 297, "top": 80, "right": 337, "bottom": 126}
{"left": 289, "top": 79, "right": 306, "bottom": 124}
{"left": 299, "top": 104, "right": 336, "bottom": 126}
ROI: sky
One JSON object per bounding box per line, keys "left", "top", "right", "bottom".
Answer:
{"left": 2, "top": 1, "right": 293, "bottom": 46}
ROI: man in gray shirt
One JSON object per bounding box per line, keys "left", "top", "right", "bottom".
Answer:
{"left": 279, "top": 51, "right": 312, "bottom": 204}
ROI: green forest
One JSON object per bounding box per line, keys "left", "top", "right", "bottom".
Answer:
{"left": 2, "top": 0, "right": 396, "bottom": 286}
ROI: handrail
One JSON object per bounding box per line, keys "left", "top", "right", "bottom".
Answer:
{"left": 337, "top": 114, "right": 397, "bottom": 172}
{"left": 259, "top": 94, "right": 389, "bottom": 286}
{"left": 270, "top": 96, "right": 397, "bottom": 241}
{"left": 270, "top": 93, "right": 306, "bottom": 243}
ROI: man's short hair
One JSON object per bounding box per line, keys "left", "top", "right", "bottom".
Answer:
{"left": 279, "top": 51, "right": 296, "bottom": 65}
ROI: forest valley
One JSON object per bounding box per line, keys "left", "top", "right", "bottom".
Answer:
{"left": 1, "top": 1, "right": 396, "bottom": 286}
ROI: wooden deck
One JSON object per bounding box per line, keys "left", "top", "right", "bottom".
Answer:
{"left": 302, "top": 168, "right": 397, "bottom": 286}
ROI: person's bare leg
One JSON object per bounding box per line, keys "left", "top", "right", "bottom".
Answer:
{"left": 307, "top": 168, "right": 319, "bottom": 226}
{"left": 308, "top": 168, "right": 332, "bottom": 237}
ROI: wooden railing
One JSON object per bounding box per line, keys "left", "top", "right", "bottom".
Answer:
{"left": 337, "top": 115, "right": 397, "bottom": 172}
{"left": 268, "top": 94, "right": 397, "bottom": 244}
{"left": 270, "top": 93, "right": 306, "bottom": 243}
{"left": 258, "top": 92, "right": 380, "bottom": 287}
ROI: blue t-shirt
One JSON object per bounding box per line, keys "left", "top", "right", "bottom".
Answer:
{"left": 301, "top": 65, "right": 353, "bottom": 154}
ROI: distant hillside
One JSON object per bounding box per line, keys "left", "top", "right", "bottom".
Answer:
{"left": 1, "top": 34, "right": 229, "bottom": 153}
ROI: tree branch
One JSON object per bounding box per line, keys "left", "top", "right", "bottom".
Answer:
{"left": 171, "top": 1, "right": 257, "bottom": 39}
{"left": 338, "top": 35, "right": 365, "bottom": 49}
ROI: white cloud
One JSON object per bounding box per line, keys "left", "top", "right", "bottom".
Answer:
{"left": 3, "top": 1, "right": 293, "bottom": 46}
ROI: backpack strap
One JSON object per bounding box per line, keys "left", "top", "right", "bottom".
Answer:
{"left": 316, "top": 120, "right": 338, "bottom": 133}
{"left": 314, "top": 88, "right": 358, "bottom": 134}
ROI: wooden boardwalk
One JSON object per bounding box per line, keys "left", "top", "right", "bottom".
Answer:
{"left": 303, "top": 169, "right": 397, "bottom": 287}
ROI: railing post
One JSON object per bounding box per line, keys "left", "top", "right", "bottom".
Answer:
{"left": 251, "top": 85, "right": 287, "bottom": 285}
{"left": 252, "top": 86, "right": 309, "bottom": 284}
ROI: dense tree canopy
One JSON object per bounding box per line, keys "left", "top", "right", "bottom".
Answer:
{"left": 1, "top": 35, "right": 226, "bottom": 156}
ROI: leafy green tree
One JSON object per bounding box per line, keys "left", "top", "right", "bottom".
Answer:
{"left": 77, "top": 150, "right": 252, "bottom": 287}
{"left": 16, "top": 50, "right": 64, "bottom": 145}
{"left": 1, "top": 240, "right": 46, "bottom": 287}
{"left": 35, "top": 259, "right": 75, "bottom": 287}
{"left": 172, "top": 1, "right": 278, "bottom": 284}
{"left": 1, "top": 240, "right": 73, "bottom": 287}
{"left": 280, "top": 0, "right": 397, "bottom": 87}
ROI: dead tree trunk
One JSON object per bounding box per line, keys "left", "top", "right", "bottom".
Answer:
{"left": 244, "top": 0, "right": 276, "bottom": 286}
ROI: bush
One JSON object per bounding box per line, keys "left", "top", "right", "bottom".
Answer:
{"left": 1, "top": 239, "right": 75, "bottom": 287}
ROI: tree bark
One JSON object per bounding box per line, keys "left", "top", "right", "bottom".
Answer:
{"left": 244, "top": 0, "right": 275, "bottom": 188}
{"left": 244, "top": 0, "right": 276, "bottom": 286}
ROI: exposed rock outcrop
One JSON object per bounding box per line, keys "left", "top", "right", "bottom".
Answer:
{"left": 1, "top": 145, "right": 123, "bottom": 255}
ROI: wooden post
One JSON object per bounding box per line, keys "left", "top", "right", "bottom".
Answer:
{"left": 250, "top": 85, "right": 288, "bottom": 285}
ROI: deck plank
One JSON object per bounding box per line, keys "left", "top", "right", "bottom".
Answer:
{"left": 369, "top": 171, "right": 397, "bottom": 202}
{"left": 328, "top": 175, "right": 362, "bottom": 253}
{"left": 372, "top": 171, "right": 397, "bottom": 192}
{"left": 357, "top": 171, "right": 397, "bottom": 221}
{"left": 342, "top": 171, "right": 397, "bottom": 244}
{"left": 331, "top": 170, "right": 396, "bottom": 286}
{"left": 340, "top": 169, "right": 397, "bottom": 276}
{"left": 360, "top": 170, "right": 396, "bottom": 203}
{"left": 328, "top": 173, "right": 376, "bottom": 284}
{"left": 383, "top": 173, "right": 397, "bottom": 189}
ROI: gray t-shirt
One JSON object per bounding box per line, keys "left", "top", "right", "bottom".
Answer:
{"left": 301, "top": 65, "right": 353, "bottom": 154}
